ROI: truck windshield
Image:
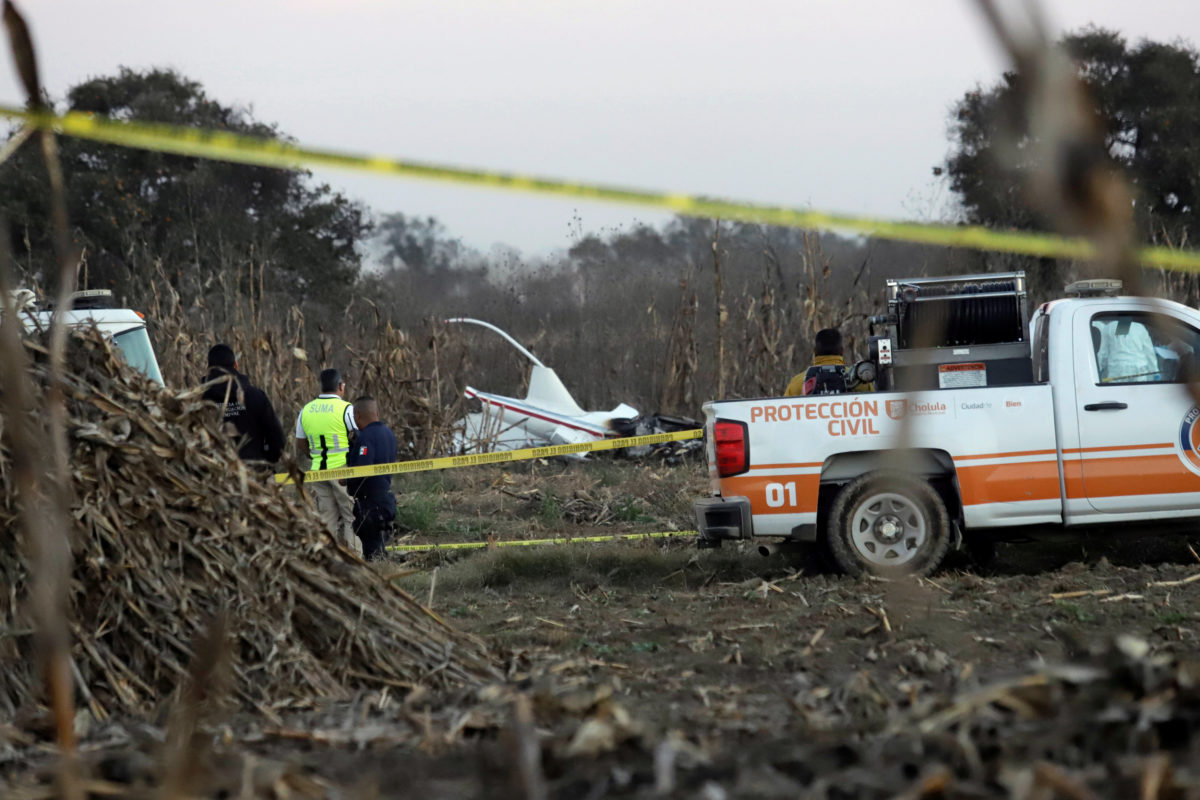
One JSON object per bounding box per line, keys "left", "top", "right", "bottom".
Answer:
{"left": 113, "top": 327, "right": 165, "bottom": 386}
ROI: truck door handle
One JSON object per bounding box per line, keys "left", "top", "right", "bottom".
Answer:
{"left": 1083, "top": 402, "right": 1128, "bottom": 411}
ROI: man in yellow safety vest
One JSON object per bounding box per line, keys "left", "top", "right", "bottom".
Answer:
{"left": 295, "top": 368, "right": 360, "bottom": 553}
{"left": 784, "top": 327, "right": 874, "bottom": 396}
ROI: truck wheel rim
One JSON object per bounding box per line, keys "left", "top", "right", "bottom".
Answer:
{"left": 849, "top": 492, "right": 927, "bottom": 567}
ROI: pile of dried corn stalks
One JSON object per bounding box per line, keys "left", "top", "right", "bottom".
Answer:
{"left": 0, "top": 333, "right": 499, "bottom": 720}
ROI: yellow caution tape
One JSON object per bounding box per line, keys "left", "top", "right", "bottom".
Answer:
{"left": 274, "top": 428, "right": 703, "bottom": 485}
{"left": 4, "top": 105, "right": 1200, "bottom": 272}
{"left": 386, "top": 529, "right": 697, "bottom": 552}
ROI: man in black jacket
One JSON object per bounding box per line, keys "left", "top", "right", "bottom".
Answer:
{"left": 345, "top": 395, "right": 398, "bottom": 559}
{"left": 202, "top": 344, "right": 286, "bottom": 465}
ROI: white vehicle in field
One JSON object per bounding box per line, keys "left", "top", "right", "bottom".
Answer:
{"left": 694, "top": 273, "right": 1200, "bottom": 576}
{"left": 13, "top": 288, "right": 165, "bottom": 385}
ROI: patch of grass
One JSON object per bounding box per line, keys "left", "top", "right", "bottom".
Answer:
{"left": 1055, "top": 601, "right": 1093, "bottom": 623}
{"left": 537, "top": 493, "right": 563, "bottom": 527}
{"left": 443, "top": 519, "right": 493, "bottom": 536}
{"left": 400, "top": 472, "right": 447, "bottom": 495}
{"left": 1156, "top": 610, "right": 1190, "bottom": 626}
{"left": 397, "top": 542, "right": 761, "bottom": 594}
{"left": 576, "top": 638, "right": 615, "bottom": 656}
{"left": 395, "top": 493, "right": 440, "bottom": 533}
{"left": 591, "top": 460, "right": 628, "bottom": 488}
{"left": 614, "top": 498, "right": 652, "bottom": 523}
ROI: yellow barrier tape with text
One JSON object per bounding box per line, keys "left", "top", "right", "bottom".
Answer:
{"left": 4, "top": 105, "right": 1200, "bottom": 272}
{"left": 386, "top": 530, "right": 697, "bottom": 552}
{"left": 273, "top": 428, "right": 703, "bottom": 485}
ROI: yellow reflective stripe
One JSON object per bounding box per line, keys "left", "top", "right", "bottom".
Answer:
{"left": 4, "top": 104, "right": 1199, "bottom": 272}
{"left": 275, "top": 428, "right": 702, "bottom": 484}
{"left": 305, "top": 434, "right": 348, "bottom": 452}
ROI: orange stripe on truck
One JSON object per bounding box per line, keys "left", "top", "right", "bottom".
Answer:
{"left": 953, "top": 448, "right": 1057, "bottom": 461}
{"left": 954, "top": 444, "right": 1172, "bottom": 462}
{"left": 752, "top": 461, "right": 824, "bottom": 470}
{"left": 956, "top": 460, "right": 1061, "bottom": 505}
{"left": 1063, "top": 459, "right": 1085, "bottom": 500}
{"left": 966, "top": 452, "right": 1198, "bottom": 507}
{"left": 729, "top": 449, "right": 1198, "bottom": 516}
{"left": 1073, "top": 454, "right": 1200, "bottom": 498}
{"left": 1062, "top": 442, "right": 1174, "bottom": 455}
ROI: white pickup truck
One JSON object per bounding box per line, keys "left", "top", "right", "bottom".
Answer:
{"left": 694, "top": 274, "right": 1200, "bottom": 576}
{"left": 12, "top": 288, "right": 165, "bottom": 385}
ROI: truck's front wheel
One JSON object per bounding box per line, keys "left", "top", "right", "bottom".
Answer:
{"left": 827, "top": 472, "right": 950, "bottom": 577}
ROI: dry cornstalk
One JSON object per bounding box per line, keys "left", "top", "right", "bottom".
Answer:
{"left": 865, "top": 605, "right": 893, "bottom": 633}
{"left": 1148, "top": 573, "right": 1200, "bottom": 589}
{"left": 1100, "top": 593, "right": 1144, "bottom": 603}
{"left": 1, "top": 6, "right": 84, "bottom": 800}
{"left": 1031, "top": 761, "right": 1102, "bottom": 800}
{"left": 1050, "top": 589, "right": 1112, "bottom": 600}
{"left": 0, "top": 331, "right": 499, "bottom": 719}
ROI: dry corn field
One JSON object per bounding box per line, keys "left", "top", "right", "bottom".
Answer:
{"left": 3, "top": 337, "right": 1200, "bottom": 798}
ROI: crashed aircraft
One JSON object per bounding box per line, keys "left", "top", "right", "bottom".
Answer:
{"left": 446, "top": 318, "right": 698, "bottom": 458}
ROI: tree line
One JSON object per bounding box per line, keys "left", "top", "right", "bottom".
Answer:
{"left": 2, "top": 26, "right": 1197, "bottom": 415}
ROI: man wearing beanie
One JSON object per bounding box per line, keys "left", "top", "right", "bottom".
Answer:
{"left": 202, "top": 343, "right": 286, "bottom": 465}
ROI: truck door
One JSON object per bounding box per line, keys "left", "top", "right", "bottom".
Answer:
{"left": 1072, "top": 305, "right": 1200, "bottom": 514}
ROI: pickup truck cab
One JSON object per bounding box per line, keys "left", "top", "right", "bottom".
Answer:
{"left": 694, "top": 274, "right": 1200, "bottom": 576}
{"left": 12, "top": 288, "right": 165, "bottom": 385}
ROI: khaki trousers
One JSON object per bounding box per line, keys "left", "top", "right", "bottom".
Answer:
{"left": 308, "top": 480, "right": 360, "bottom": 555}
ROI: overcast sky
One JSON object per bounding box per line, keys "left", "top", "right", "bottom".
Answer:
{"left": 2, "top": 1, "right": 1196, "bottom": 256}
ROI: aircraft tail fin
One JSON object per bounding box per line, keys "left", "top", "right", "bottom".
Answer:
{"left": 525, "top": 365, "right": 586, "bottom": 417}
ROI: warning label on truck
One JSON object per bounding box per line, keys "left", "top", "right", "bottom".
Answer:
{"left": 938, "top": 362, "right": 987, "bottom": 389}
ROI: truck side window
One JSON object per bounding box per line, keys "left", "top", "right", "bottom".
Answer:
{"left": 1091, "top": 312, "right": 1200, "bottom": 385}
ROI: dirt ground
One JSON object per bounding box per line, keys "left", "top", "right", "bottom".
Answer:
{"left": 260, "top": 459, "right": 1200, "bottom": 798}
{"left": 8, "top": 457, "right": 1200, "bottom": 798}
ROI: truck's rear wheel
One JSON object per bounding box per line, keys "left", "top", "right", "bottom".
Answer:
{"left": 827, "top": 472, "right": 950, "bottom": 577}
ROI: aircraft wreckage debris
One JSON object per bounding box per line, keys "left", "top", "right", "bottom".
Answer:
{"left": 446, "top": 318, "right": 701, "bottom": 459}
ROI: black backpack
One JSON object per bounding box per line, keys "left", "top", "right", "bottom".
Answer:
{"left": 803, "top": 364, "right": 849, "bottom": 395}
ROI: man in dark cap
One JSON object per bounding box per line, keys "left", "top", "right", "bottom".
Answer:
{"left": 784, "top": 327, "right": 874, "bottom": 396}
{"left": 202, "top": 344, "right": 286, "bottom": 465}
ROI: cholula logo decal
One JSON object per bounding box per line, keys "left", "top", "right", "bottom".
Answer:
{"left": 1178, "top": 407, "right": 1200, "bottom": 476}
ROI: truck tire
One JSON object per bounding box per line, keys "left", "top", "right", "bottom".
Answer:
{"left": 827, "top": 472, "right": 951, "bottom": 577}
